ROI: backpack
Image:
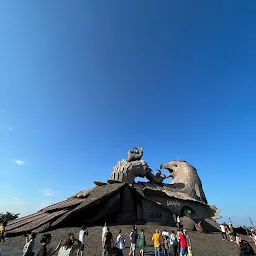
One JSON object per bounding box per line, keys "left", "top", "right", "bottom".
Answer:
{"left": 58, "top": 246, "right": 72, "bottom": 256}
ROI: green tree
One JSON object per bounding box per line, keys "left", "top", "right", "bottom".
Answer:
{"left": 0, "top": 212, "right": 19, "bottom": 224}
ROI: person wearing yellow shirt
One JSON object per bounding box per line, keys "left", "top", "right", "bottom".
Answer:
{"left": 152, "top": 230, "right": 161, "bottom": 256}
{"left": 0, "top": 221, "right": 7, "bottom": 243}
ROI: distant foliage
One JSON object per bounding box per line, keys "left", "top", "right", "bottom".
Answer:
{"left": 0, "top": 212, "right": 19, "bottom": 224}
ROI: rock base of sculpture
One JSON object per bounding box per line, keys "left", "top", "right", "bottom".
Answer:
{"left": 5, "top": 181, "right": 220, "bottom": 236}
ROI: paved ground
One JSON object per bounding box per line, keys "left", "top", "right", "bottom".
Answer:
{"left": 0, "top": 244, "right": 22, "bottom": 256}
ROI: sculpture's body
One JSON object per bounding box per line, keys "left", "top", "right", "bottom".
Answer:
{"left": 111, "top": 159, "right": 166, "bottom": 184}
{"left": 110, "top": 147, "right": 166, "bottom": 184}
{"left": 6, "top": 147, "right": 220, "bottom": 237}
{"left": 110, "top": 149, "right": 207, "bottom": 204}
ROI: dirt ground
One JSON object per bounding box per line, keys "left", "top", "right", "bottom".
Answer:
{"left": 4, "top": 224, "right": 256, "bottom": 256}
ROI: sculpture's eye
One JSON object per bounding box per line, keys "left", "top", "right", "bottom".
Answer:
{"left": 173, "top": 164, "right": 177, "bottom": 167}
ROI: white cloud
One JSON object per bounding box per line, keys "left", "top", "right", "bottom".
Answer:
{"left": 41, "top": 188, "right": 54, "bottom": 197}
{"left": 7, "top": 127, "right": 13, "bottom": 130}
{"left": 15, "top": 160, "right": 25, "bottom": 165}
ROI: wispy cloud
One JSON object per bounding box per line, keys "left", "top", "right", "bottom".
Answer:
{"left": 15, "top": 160, "right": 25, "bottom": 165}
{"left": 41, "top": 188, "right": 54, "bottom": 197}
{"left": 7, "top": 127, "right": 13, "bottom": 131}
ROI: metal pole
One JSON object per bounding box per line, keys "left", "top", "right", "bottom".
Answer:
{"left": 249, "top": 217, "right": 254, "bottom": 229}
{"left": 229, "top": 217, "right": 232, "bottom": 224}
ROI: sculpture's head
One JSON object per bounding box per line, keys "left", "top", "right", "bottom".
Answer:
{"left": 160, "top": 160, "right": 196, "bottom": 179}
{"left": 160, "top": 160, "right": 208, "bottom": 204}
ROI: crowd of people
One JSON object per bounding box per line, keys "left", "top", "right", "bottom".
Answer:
{"left": 18, "top": 223, "right": 193, "bottom": 256}
{"left": 21, "top": 226, "right": 88, "bottom": 256}
{"left": 219, "top": 223, "right": 256, "bottom": 256}
{"left": 101, "top": 224, "right": 192, "bottom": 256}
{"left": 0, "top": 220, "right": 256, "bottom": 256}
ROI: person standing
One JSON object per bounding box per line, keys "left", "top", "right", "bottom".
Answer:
{"left": 169, "top": 230, "right": 178, "bottom": 256}
{"left": 116, "top": 230, "right": 125, "bottom": 253}
{"left": 198, "top": 221, "right": 205, "bottom": 233}
{"left": 176, "top": 229, "right": 182, "bottom": 255}
{"left": 102, "top": 223, "right": 108, "bottom": 245}
{"left": 0, "top": 221, "right": 7, "bottom": 243}
{"left": 57, "top": 237, "right": 81, "bottom": 256}
{"left": 162, "top": 235, "right": 170, "bottom": 256}
{"left": 226, "top": 225, "right": 232, "bottom": 241}
{"left": 179, "top": 230, "right": 189, "bottom": 256}
{"left": 162, "top": 230, "right": 170, "bottom": 238}
{"left": 102, "top": 227, "right": 113, "bottom": 256}
{"left": 177, "top": 216, "right": 181, "bottom": 228}
{"left": 220, "top": 224, "right": 228, "bottom": 240}
{"left": 77, "top": 225, "right": 88, "bottom": 256}
{"left": 236, "top": 233, "right": 242, "bottom": 245}
{"left": 129, "top": 228, "right": 138, "bottom": 256}
{"left": 35, "top": 234, "right": 61, "bottom": 256}
{"left": 23, "top": 232, "right": 36, "bottom": 256}
{"left": 152, "top": 230, "right": 161, "bottom": 256}
{"left": 183, "top": 230, "right": 192, "bottom": 256}
{"left": 139, "top": 229, "right": 147, "bottom": 256}
{"left": 229, "top": 223, "right": 234, "bottom": 242}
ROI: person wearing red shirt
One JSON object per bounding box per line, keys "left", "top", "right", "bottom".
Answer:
{"left": 179, "top": 229, "right": 191, "bottom": 256}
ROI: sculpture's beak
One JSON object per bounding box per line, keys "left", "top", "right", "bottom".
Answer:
{"left": 160, "top": 163, "right": 174, "bottom": 178}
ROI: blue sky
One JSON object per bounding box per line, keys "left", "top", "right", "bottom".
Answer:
{"left": 0, "top": 1, "right": 256, "bottom": 226}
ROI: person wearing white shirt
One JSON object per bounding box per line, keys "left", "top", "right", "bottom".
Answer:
{"left": 162, "top": 230, "right": 170, "bottom": 238}
{"left": 116, "top": 230, "right": 125, "bottom": 252}
{"left": 176, "top": 216, "right": 181, "bottom": 228}
{"left": 220, "top": 224, "right": 227, "bottom": 240}
{"left": 102, "top": 223, "right": 108, "bottom": 245}
{"left": 77, "top": 225, "right": 88, "bottom": 256}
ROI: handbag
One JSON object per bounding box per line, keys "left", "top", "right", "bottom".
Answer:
{"left": 188, "top": 246, "right": 193, "bottom": 256}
